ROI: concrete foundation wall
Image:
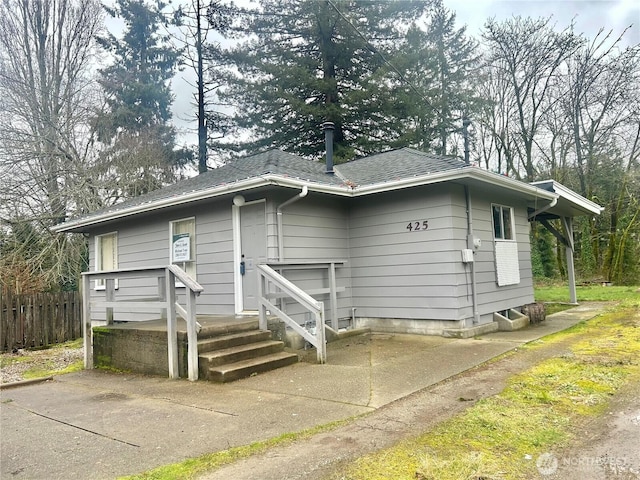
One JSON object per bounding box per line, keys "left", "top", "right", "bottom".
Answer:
{"left": 353, "top": 317, "right": 465, "bottom": 336}
{"left": 92, "top": 327, "right": 189, "bottom": 377}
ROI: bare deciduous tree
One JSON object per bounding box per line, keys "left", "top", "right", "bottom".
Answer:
{"left": 0, "top": 0, "right": 103, "bottom": 290}
{"left": 482, "top": 16, "right": 583, "bottom": 181}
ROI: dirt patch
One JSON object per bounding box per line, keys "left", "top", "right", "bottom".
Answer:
{"left": 548, "top": 378, "right": 640, "bottom": 479}
{"left": 0, "top": 345, "right": 83, "bottom": 384}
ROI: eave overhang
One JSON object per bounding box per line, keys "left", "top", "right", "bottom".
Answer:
{"left": 52, "top": 166, "right": 558, "bottom": 233}
{"left": 530, "top": 180, "right": 604, "bottom": 218}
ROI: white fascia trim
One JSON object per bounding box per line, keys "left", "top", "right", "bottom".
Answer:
{"left": 52, "top": 176, "right": 331, "bottom": 233}
{"left": 531, "top": 180, "right": 604, "bottom": 215}
{"left": 53, "top": 168, "right": 557, "bottom": 233}
{"left": 349, "top": 167, "right": 558, "bottom": 201}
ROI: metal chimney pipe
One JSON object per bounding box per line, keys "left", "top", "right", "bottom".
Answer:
{"left": 322, "top": 121, "right": 335, "bottom": 174}
{"left": 462, "top": 117, "right": 471, "bottom": 165}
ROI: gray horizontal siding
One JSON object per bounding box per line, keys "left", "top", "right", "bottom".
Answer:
{"left": 281, "top": 197, "right": 350, "bottom": 260}
{"left": 88, "top": 200, "right": 238, "bottom": 320}
{"left": 466, "top": 186, "right": 534, "bottom": 315}
{"left": 85, "top": 182, "right": 537, "bottom": 328}
{"left": 276, "top": 195, "right": 352, "bottom": 322}
{"left": 349, "top": 185, "right": 466, "bottom": 321}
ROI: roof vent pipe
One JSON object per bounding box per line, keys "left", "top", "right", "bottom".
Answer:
{"left": 323, "top": 121, "right": 335, "bottom": 174}
{"left": 462, "top": 116, "right": 471, "bottom": 165}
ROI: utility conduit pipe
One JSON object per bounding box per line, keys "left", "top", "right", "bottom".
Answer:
{"left": 465, "top": 186, "right": 480, "bottom": 325}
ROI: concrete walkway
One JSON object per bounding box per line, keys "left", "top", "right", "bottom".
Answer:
{"left": 0, "top": 303, "right": 610, "bottom": 480}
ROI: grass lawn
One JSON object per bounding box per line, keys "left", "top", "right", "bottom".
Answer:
{"left": 332, "top": 297, "right": 640, "bottom": 480}
{"left": 535, "top": 283, "right": 639, "bottom": 303}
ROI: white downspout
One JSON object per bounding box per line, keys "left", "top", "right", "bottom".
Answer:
{"left": 277, "top": 186, "right": 308, "bottom": 261}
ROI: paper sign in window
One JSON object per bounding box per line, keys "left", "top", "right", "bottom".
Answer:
{"left": 172, "top": 233, "right": 191, "bottom": 262}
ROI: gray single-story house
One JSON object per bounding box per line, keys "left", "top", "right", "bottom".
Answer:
{"left": 53, "top": 142, "right": 603, "bottom": 381}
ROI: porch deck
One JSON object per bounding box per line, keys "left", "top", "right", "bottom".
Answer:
{"left": 91, "top": 314, "right": 293, "bottom": 380}
{"left": 102, "top": 315, "right": 260, "bottom": 335}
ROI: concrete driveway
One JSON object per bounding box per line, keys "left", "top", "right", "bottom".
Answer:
{"left": 0, "top": 303, "right": 606, "bottom": 480}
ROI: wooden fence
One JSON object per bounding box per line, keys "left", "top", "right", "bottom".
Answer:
{"left": 0, "top": 291, "right": 82, "bottom": 352}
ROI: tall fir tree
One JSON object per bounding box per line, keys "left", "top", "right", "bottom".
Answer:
{"left": 172, "top": 0, "right": 236, "bottom": 173}
{"left": 94, "top": 0, "right": 189, "bottom": 198}
{"left": 392, "top": 5, "right": 481, "bottom": 156}
{"left": 218, "top": 0, "right": 432, "bottom": 162}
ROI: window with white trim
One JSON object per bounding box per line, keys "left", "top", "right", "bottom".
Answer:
{"left": 492, "top": 204, "right": 514, "bottom": 240}
{"left": 491, "top": 204, "right": 520, "bottom": 286}
{"left": 95, "top": 232, "right": 118, "bottom": 289}
{"left": 170, "top": 217, "right": 196, "bottom": 281}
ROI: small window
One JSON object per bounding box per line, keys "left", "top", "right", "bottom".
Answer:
{"left": 170, "top": 218, "right": 196, "bottom": 281}
{"left": 492, "top": 205, "right": 514, "bottom": 240}
{"left": 95, "top": 232, "right": 118, "bottom": 289}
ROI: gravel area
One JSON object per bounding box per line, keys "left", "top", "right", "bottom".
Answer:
{"left": 0, "top": 346, "right": 83, "bottom": 384}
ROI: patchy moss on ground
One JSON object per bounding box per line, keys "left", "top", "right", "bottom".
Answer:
{"left": 335, "top": 301, "right": 640, "bottom": 480}
{"left": 0, "top": 339, "right": 83, "bottom": 383}
{"left": 118, "top": 417, "right": 361, "bottom": 480}
{"left": 120, "top": 299, "right": 640, "bottom": 480}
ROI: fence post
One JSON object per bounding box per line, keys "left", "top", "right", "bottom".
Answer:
{"left": 82, "top": 274, "right": 93, "bottom": 369}
{"left": 165, "top": 270, "right": 179, "bottom": 379}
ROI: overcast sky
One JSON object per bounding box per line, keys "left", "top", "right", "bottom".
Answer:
{"left": 445, "top": 0, "right": 639, "bottom": 42}
{"left": 169, "top": 0, "right": 640, "bottom": 146}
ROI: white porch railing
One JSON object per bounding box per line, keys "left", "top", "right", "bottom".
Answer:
{"left": 81, "top": 265, "right": 203, "bottom": 381}
{"left": 256, "top": 264, "right": 327, "bottom": 363}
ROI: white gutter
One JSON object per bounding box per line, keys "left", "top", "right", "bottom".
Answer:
{"left": 530, "top": 180, "right": 604, "bottom": 216}
{"left": 528, "top": 196, "right": 558, "bottom": 220}
{"left": 53, "top": 167, "right": 557, "bottom": 233}
{"left": 277, "top": 185, "right": 308, "bottom": 261}
{"left": 349, "top": 167, "right": 557, "bottom": 200}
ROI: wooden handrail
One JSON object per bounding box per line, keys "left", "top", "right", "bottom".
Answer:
{"left": 167, "top": 264, "right": 204, "bottom": 294}
{"left": 82, "top": 265, "right": 203, "bottom": 381}
{"left": 268, "top": 260, "right": 343, "bottom": 330}
{"left": 257, "top": 264, "right": 327, "bottom": 363}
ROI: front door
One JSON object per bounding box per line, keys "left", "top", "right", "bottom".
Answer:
{"left": 240, "top": 202, "right": 266, "bottom": 311}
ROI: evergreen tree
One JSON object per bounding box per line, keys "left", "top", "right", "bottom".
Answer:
{"left": 393, "top": 5, "right": 481, "bottom": 155}
{"left": 94, "top": 0, "right": 189, "bottom": 198}
{"left": 173, "top": 0, "right": 236, "bottom": 173}
{"left": 218, "top": 0, "right": 432, "bottom": 161}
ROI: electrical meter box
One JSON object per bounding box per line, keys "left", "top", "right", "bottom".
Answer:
{"left": 461, "top": 249, "right": 474, "bottom": 263}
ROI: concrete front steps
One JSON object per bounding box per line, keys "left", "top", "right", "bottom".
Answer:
{"left": 198, "top": 322, "right": 298, "bottom": 383}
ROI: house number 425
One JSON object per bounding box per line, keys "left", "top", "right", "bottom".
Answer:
{"left": 406, "top": 220, "right": 429, "bottom": 232}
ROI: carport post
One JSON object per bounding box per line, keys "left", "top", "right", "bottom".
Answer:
{"left": 562, "top": 217, "right": 578, "bottom": 304}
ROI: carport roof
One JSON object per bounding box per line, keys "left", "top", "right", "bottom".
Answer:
{"left": 52, "top": 148, "right": 599, "bottom": 233}
{"left": 530, "top": 180, "right": 604, "bottom": 218}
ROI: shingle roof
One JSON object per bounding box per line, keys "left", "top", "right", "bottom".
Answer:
{"left": 336, "top": 148, "right": 466, "bottom": 185}
{"left": 54, "top": 147, "right": 472, "bottom": 231}
{"left": 98, "top": 150, "right": 345, "bottom": 213}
